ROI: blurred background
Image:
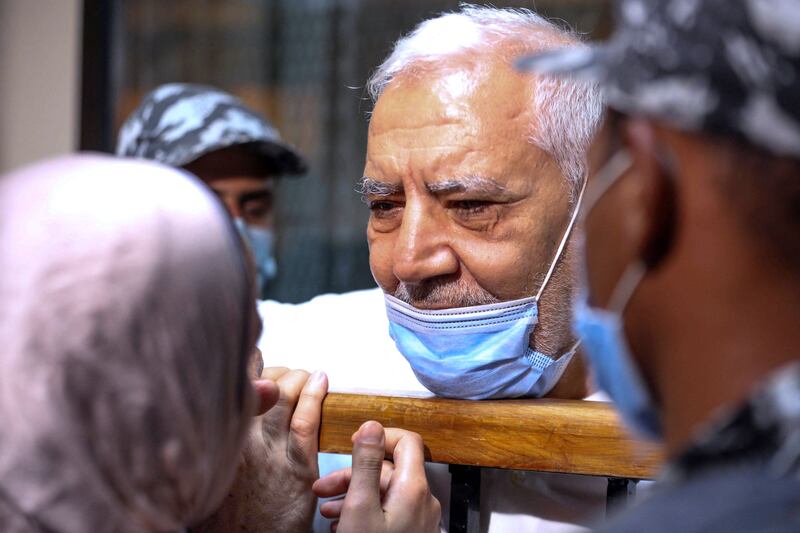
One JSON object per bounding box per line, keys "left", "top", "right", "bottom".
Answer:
{"left": 0, "top": 0, "right": 610, "bottom": 303}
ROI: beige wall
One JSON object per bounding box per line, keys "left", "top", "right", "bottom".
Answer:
{"left": 0, "top": 0, "right": 82, "bottom": 173}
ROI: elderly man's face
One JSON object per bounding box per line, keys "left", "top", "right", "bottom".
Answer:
{"left": 365, "top": 60, "right": 573, "bottom": 309}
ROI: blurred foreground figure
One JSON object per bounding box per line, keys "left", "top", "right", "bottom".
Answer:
{"left": 0, "top": 156, "right": 329, "bottom": 533}
{"left": 0, "top": 156, "right": 258, "bottom": 531}
{"left": 531, "top": 0, "right": 800, "bottom": 530}
{"left": 117, "top": 83, "right": 308, "bottom": 297}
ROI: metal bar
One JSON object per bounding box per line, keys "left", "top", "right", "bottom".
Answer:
{"left": 606, "top": 477, "right": 638, "bottom": 516}
{"left": 80, "top": 0, "right": 119, "bottom": 152}
{"left": 448, "top": 464, "right": 481, "bottom": 533}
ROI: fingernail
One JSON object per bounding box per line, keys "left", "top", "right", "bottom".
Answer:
{"left": 358, "top": 420, "right": 383, "bottom": 444}
{"left": 310, "top": 370, "right": 327, "bottom": 385}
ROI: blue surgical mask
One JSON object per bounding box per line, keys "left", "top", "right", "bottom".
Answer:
{"left": 385, "top": 180, "right": 586, "bottom": 400}
{"left": 233, "top": 218, "right": 277, "bottom": 298}
{"left": 571, "top": 150, "right": 663, "bottom": 439}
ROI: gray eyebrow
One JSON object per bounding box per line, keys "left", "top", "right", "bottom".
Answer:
{"left": 356, "top": 175, "right": 508, "bottom": 201}
{"left": 356, "top": 177, "right": 402, "bottom": 198}
{"left": 426, "top": 176, "right": 508, "bottom": 195}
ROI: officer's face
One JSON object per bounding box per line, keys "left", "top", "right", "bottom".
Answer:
{"left": 184, "top": 146, "right": 276, "bottom": 229}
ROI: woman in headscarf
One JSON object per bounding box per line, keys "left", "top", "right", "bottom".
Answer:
{"left": 0, "top": 155, "right": 272, "bottom": 532}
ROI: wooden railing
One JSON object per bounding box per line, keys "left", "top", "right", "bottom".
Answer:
{"left": 319, "top": 393, "right": 662, "bottom": 478}
{"left": 319, "top": 393, "right": 664, "bottom": 532}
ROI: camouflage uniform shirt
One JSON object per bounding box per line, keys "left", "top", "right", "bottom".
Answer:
{"left": 598, "top": 362, "right": 800, "bottom": 532}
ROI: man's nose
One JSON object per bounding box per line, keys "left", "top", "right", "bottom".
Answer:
{"left": 220, "top": 196, "right": 243, "bottom": 220}
{"left": 392, "top": 200, "right": 459, "bottom": 284}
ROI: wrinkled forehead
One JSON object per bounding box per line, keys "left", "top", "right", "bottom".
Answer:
{"left": 371, "top": 56, "right": 534, "bottom": 132}
{"left": 366, "top": 61, "right": 552, "bottom": 185}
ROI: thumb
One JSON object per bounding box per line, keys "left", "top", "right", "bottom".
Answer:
{"left": 253, "top": 379, "right": 280, "bottom": 416}
{"left": 345, "top": 421, "right": 386, "bottom": 514}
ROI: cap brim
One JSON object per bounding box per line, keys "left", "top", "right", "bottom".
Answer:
{"left": 175, "top": 138, "right": 309, "bottom": 177}
{"left": 251, "top": 140, "right": 309, "bottom": 177}
{"left": 515, "top": 45, "right": 609, "bottom": 82}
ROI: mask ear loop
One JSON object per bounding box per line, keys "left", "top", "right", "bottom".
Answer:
{"left": 605, "top": 147, "right": 677, "bottom": 314}
{"left": 643, "top": 148, "right": 679, "bottom": 269}
{"left": 536, "top": 150, "right": 633, "bottom": 302}
{"left": 535, "top": 169, "right": 589, "bottom": 301}
{"left": 601, "top": 148, "right": 654, "bottom": 314}
{"left": 580, "top": 150, "right": 634, "bottom": 223}
{"left": 607, "top": 261, "right": 647, "bottom": 314}
{"left": 533, "top": 150, "right": 635, "bottom": 358}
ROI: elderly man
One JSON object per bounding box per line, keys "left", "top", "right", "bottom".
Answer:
{"left": 325, "top": 0, "right": 800, "bottom": 531}
{"left": 117, "top": 83, "right": 308, "bottom": 298}
{"left": 260, "top": 5, "right": 606, "bottom": 531}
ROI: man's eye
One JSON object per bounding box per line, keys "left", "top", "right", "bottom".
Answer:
{"left": 241, "top": 193, "right": 273, "bottom": 220}
{"left": 452, "top": 200, "right": 493, "bottom": 215}
{"left": 243, "top": 200, "right": 271, "bottom": 219}
{"left": 369, "top": 200, "right": 402, "bottom": 217}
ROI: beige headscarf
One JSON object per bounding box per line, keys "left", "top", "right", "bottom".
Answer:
{"left": 0, "top": 155, "right": 257, "bottom": 532}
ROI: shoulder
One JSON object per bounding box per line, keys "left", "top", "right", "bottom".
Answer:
{"left": 597, "top": 467, "right": 800, "bottom": 533}
{"left": 258, "top": 287, "right": 384, "bottom": 317}
{"left": 255, "top": 287, "right": 396, "bottom": 373}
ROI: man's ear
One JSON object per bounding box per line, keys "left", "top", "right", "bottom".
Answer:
{"left": 623, "top": 120, "right": 677, "bottom": 270}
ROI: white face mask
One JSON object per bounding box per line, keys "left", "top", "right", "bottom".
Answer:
{"left": 384, "top": 178, "right": 587, "bottom": 400}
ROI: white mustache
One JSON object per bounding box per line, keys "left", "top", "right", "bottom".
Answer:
{"left": 393, "top": 279, "right": 499, "bottom": 308}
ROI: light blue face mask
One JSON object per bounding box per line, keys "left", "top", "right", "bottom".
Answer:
{"left": 384, "top": 180, "right": 586, "bottom": 400}
{"left": 233, "top": 218, "right": 277, "bottom": 298}
{"left": 571, "top": 150, "right": 663, "bottom": 439}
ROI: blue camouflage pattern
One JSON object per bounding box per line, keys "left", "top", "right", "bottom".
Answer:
{"left": 116, "top": 83, "right": 307, "bottom": 174}
{"left": 518, "top": 0, "right": 800, "bottom": 159}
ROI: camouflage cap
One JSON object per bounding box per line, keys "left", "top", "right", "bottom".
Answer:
{"left": 517, "top": 0, "right": 800, "bottom": 158}
{"left": 116, "top": 83, "right": 308, "bottom": 175}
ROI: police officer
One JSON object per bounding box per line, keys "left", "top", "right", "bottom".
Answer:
{"left": 117, "top": 83, "right": 308, "bottom": 298}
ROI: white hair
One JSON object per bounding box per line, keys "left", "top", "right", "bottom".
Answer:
{"left": 366, "top": 4, "right": 603, "bottom": 193}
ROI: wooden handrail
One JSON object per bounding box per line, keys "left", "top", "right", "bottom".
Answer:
{"left": 319, "top": 393, "right": 663, "bottom": 479}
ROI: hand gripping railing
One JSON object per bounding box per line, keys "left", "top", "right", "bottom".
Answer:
{"left": 319, "top": 393, "right": 663, "bottom": 533}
